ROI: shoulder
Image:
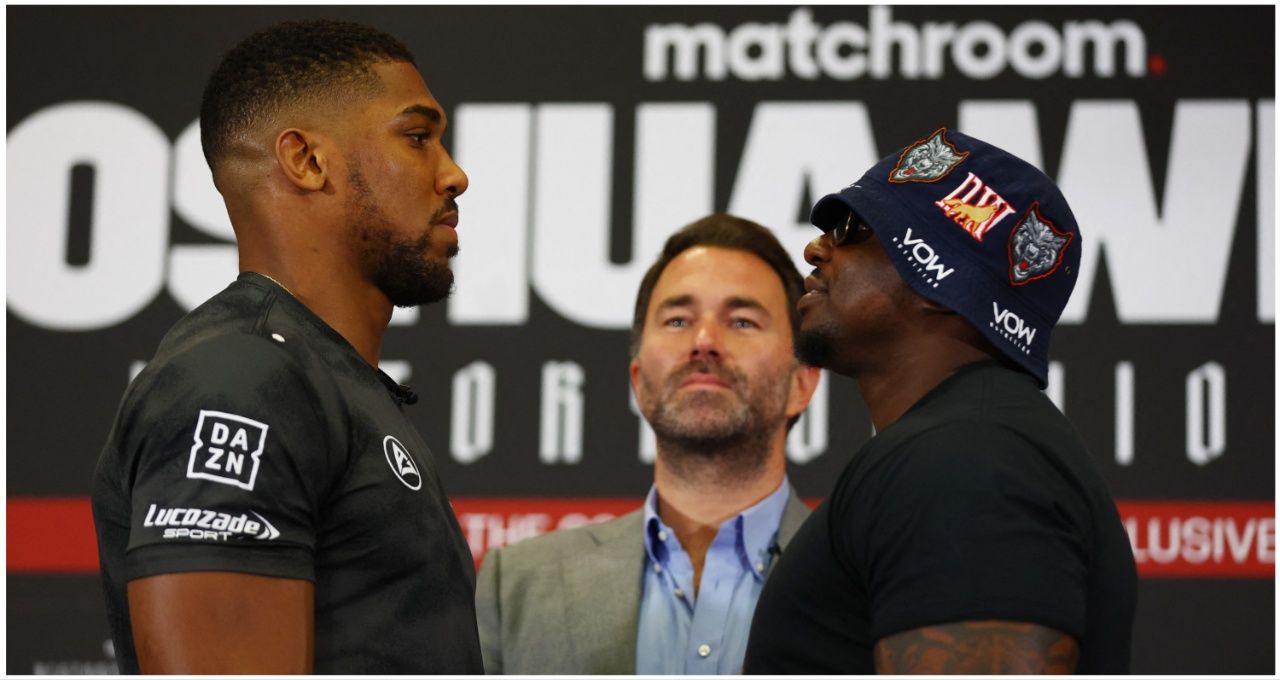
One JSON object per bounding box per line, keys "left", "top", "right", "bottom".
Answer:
{"left": 878, "top": 420, "right": 1047, "bottom": 488}
{"left": 481, "top": 510, "right": 643, "bottom": 578}
{"left": 130, "top": 331, "right": 319, "bottom": 418}
{"left": 839, "top": 419, "right": 1086, "bottom": 531}
{"left": 850, "top": 420, "right": 1089, "bottom": 542}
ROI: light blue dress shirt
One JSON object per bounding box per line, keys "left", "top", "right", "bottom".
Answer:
{"left": 635, "top": 479, "right": 791, "bottom": 675}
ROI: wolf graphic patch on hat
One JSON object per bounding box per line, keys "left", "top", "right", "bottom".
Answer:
{"left": 1008, "top": 202, "right": 1074, "bottom": 285}
{"left": 809, "top": 126, "right": 1084, "bottom": 388}
{"left": 888, "top": 128, "right": 969, "bottom": 184}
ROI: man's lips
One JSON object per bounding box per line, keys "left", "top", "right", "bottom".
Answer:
{"left": 799, "top": 275, "right": 827, "bottom": 312}
{"left": 679, "top": 373, "right": 730, "bottom": 389}
{"left": 804, "top": 274, "right": 827, "bottom": 294}
{"left": 436, "top": 211, "right": 459, "bottom": 228}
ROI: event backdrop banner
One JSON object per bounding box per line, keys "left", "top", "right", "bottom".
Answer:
{"left": 6, "top": 4, "right": 1275, "bottom": 674}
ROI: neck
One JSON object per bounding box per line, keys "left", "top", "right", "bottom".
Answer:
{"left": 653, "top": 428, "right": 787, "bottom": 594}
{"left": 853, "top": 336, "right": 992, "bottom": 431}
{"left": 239, "top": 248, "right": 393, "bottom": 367}
{"left": 225, "top": 181, "right": 396, "bottom": 368}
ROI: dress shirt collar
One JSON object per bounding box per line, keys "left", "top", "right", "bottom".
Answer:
{"left": 642, "top": 477, "right": 791, "bottom": 581}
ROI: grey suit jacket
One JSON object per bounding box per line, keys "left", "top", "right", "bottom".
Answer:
{"left": 474, "top": 488, "right": 810, "bottom": 674}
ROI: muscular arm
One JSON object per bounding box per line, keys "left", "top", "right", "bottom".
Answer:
{"left": 873, "top": 620, "right": 1079, "bottom": 674}
{"left": 129, "top": 571, "right": 314, "bottom": 674}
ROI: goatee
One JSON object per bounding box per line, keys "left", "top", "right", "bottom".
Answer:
{"left": 795, "top": 324, "right": 837, "bottom": 368}
{"left": 639, "top": 359, "right": 788, "bottom": 485}
{"left": 348, "top": 165, "right": 457, "bottom": 307}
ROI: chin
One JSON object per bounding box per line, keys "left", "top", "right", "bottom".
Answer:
{"left": 795, "top": 325, "right": 837, "bottom": 368}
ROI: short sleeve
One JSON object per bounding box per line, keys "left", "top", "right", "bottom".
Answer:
{"left": 855, "top": 422, "right": 1090, "bottom": 641}
{"left": 118, "top": 332, "right": 339, "bottom": 583}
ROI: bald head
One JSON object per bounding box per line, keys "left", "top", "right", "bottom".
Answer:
{"left": 200, "top": 19, "right": 417, "bottom": 186}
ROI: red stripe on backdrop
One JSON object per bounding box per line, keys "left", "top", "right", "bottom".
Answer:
{"left": 8, "top": 497, "right": 1275, "bottom": 578}
{"left": 1115, "top": 500, "right": 1276, "bottom": 578}
{"left": 8, "top": 497, "right": 100, "bottom": 573}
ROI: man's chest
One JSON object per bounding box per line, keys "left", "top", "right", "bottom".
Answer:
{"left": 313, "top": 386, "right": 469, "bottom": 573}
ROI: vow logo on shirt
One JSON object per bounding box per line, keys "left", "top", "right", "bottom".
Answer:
{"left": 186, "top": 410, "right": 269, "bottom": 490}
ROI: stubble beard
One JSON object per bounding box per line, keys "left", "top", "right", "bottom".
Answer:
{"left": 795, "top": 322, "right": 838, "bottom": 370}
{"left": 347, "top": 164, "right": 457, "bottom": 307}
{"left": 640, "top": 360, "right": 791, "bottom": 487}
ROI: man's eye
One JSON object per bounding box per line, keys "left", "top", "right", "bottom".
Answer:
{"left": 663, "top": 317, "right": 688, "bottom": 328}
{"left": 408, "top": 132, "right": 431, "bottom": 144}
{"left": 731, "top": 318, "right": 759, "bottom": 329}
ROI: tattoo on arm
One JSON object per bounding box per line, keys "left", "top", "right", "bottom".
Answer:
{"left": 873, "top": 620, "right": 1079, "bottom": 674}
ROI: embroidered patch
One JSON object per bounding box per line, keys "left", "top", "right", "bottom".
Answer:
{"left": 187, "top": 410, "right": 269, "bottom": 490}
{"left": 1008, "top": 202, "right": 1073, "bottom": 285}
{"left": 888, "top": 128, "right": 969, "bottom": 184}
{"left": 934, "top": 172, "right": 1017, "bottom": 242}
{"left": 383, "top": 435, "right": 422, "bottom": 490}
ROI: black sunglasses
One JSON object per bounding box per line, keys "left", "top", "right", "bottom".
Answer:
{"left": 829, "top": 212, "right": 873, "bottom": 247}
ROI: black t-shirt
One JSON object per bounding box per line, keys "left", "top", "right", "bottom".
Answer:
{"left": 91, "top": 273, "right": 483, "bottom": 674}
{"left": 745, "top": 362, "right": 1136, "bottom": 674}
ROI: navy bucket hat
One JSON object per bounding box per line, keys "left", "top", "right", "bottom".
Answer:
{"left": 810, "top": 128, "right": 1081, "bottom": 388}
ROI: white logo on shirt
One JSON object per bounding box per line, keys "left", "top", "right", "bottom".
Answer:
{"left": 143, "top": 503, "right": 280, "bottom": 541}
{"left": 383, "top": 435, "right": 422, "bottom": 490}
{"left": 187, "top": 410, "right": 269, "bottom": 490}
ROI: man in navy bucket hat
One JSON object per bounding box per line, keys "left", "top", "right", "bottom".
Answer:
{"left": 744, "top": 128, "right": 1136, "bottom": 674}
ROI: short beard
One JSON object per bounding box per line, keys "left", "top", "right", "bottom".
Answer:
{"left": 640, "top": 360, "right": 788, "bottom": 486}
{"left": 348, "top": 165, "right": 456, "bottom": 307}
{"left": 795, "top": 324, "right": 837, "bottom": 368}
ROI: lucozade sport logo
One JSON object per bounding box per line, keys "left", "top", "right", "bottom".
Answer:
{"left": 142, "top": 504, "right": 280, "bottom": 541}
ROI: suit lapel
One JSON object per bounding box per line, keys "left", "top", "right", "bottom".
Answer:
{"left": 561, "top": 509, "right": 646, "bottom": 674}
{"left": 777, "top": 484, "right": 812, "bottom": 548}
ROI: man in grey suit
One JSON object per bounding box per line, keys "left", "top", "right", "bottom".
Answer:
{"left": 475, "top": 214, "right": 821, "bottom": 674}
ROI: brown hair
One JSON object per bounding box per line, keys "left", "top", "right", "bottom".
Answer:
{"left": 630, "top": 213, "right": 805, "bottom": 358}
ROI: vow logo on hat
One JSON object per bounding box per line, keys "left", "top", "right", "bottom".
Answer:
{"left": 893, "top": 228, "right": 955, "bottom": 289}
{"left": 991, "top": 301, "right": 1037, "bottom": 351}
{"left": 935, "top": 172, "right": 1017, "bottom": 242}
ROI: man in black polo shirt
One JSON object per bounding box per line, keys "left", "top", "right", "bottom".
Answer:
{"left": 744, "top": 129, "right": 1137, "bottom": 674}
{"left": 90, "top": 20, "right": 481, "bottom": 673}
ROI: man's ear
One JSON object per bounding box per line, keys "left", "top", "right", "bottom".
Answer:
{"left": 275, "top": 128, "right": 327, "bottom": 192}
{"left": 785, "top": 363, "right": 822, "bottom": 420}
{"left": 628, "top": 358, "right": 642, "bottom": 399}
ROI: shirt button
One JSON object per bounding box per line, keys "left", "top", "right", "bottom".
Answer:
{"left": 653, "top": 563, "right": 662, "bottom": 573}
{"left": 658, "top": 530, "right": 668, "bottom": 541}
{"left": 673, "top": 588, "right": 685, "bottom": 598}
{"left": 697, "top": 644, "right": 711, "bottom": 657}
{"left": 755, "top": 562, "right": 765, "bottom": 573}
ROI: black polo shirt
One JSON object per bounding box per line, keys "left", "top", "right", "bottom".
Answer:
{"left": 745, "top": 361, "right": 1136, "bottom": 674}
{"left": 92, "top": 273, "right": 482, "bottom": 674}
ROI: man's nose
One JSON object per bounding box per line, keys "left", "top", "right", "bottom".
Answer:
{"left": 804, "top": 233, "right": 831, "bottom": 267}
{"left": 690, "top": 319, "right": 723, "bottom": 360}
{"left": 438, "top": 147, "right": 469, "bottom": 197}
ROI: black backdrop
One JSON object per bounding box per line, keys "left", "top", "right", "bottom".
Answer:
{"left": 6, "top": 5, "right": 1275, "bottom": 674}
